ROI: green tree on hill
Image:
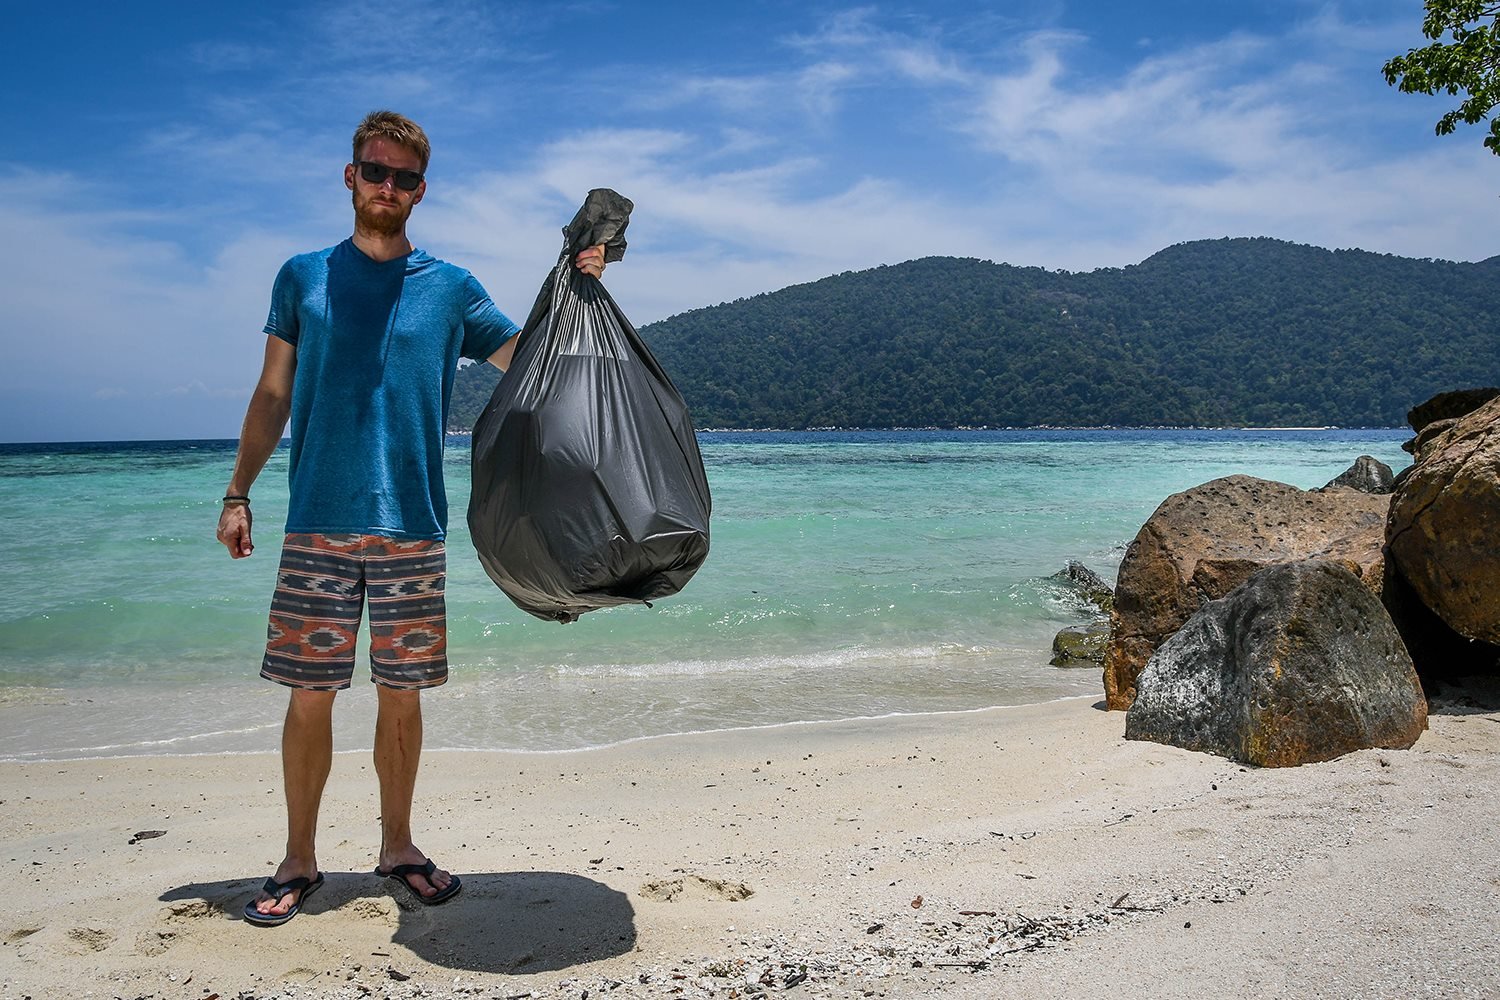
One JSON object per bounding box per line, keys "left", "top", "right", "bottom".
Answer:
{"left": 446, "top": 238, "right": 1500, "bottom": 431}
{"left": 1383, "top": 1, "right": 1500, "bottom": 156}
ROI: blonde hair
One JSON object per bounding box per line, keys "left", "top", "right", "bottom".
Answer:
{"left": 352, "top": 110, "right": 431, "bottom": 172}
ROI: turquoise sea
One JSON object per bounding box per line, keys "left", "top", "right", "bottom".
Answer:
{"left": 0, "top": 429, "right": 1410, "bottom": 762}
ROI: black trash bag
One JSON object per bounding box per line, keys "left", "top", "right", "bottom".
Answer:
{"left": 468, "top": 189, "right": 712, "bottom": 623}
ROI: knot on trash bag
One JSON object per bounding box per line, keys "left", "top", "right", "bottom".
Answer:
{"left": 563, "top": 188, "right": 632, "bottom": 262}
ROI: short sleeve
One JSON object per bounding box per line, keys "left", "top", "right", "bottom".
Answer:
{"left": 459, "top": 274, "right": 519, "bottom": 362}
{"left": 263, "top": 259, "right": 300, "bottom": 346}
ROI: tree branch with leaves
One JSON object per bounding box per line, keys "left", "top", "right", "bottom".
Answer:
{"left": 1383, "top": 1, "right": 1500, "bottom": 156}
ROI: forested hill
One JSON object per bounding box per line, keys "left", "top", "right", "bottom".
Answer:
{"left": 450, "top": 237, "right": 1500, "bottom": 430}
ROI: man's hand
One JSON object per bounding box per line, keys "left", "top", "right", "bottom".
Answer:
{"left": 575, "top": 244, "right": 607, "bottom": 279}
{"left": 217, "top": 503, "right": 254, "bottom": 558}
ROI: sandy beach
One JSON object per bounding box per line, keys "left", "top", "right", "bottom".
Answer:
{"left": 3, "top": 692, "right": 1498, "bottom": 1000}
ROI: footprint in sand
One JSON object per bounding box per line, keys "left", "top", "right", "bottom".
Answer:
{"left": 136, "top": 898, "right": 223, "bottom": 955}
{"left": 162, "top": 900, "right": 217, "bottom": 924}
{"left": 349, "top": 897, "right": 400, "bottom": 924}
{"left": 136, "top": 928, "right": 176, "bottom": 958}
{"left": 638, "top": 875, "right": 754, "bottom": 903}
{"left": 65, "top": 927, "right": 115, "bottom": 953}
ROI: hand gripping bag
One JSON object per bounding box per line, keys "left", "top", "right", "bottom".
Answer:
{"left": 468, "top": 189, "right": 712, "bottom": 623}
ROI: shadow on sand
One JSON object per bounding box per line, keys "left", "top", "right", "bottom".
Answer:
{"left": 162, "top": 869, "right": 637, "bottom": 974}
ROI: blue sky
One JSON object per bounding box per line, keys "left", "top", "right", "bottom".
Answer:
{"left": 5, "top": 0, "right": 1497, "bottom": 441}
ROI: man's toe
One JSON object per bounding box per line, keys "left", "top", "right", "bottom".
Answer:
{"left": 255, "top": 882, "right": 305, "bottom": 915}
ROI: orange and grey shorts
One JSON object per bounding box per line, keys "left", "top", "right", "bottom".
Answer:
{"left": 261, "top": 533, "right": 448, "bottom": 691}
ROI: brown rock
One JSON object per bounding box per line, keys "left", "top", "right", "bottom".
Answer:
{"left": 1382, "top": 560, "right": 1500, "bottom": 687}
{"left": 1103, "top": 475, "right": 1391, "bottom": 710}
{"left": 1406, "top": 387, "right": 1500, "bottom": 432}
{"left": 1387, "top": 396, "right": 1500, "bottom": 645}
{"left": 1401, "top": 417, "right": 1458, "bottom": 459}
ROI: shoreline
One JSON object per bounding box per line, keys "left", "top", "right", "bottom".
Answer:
{"left": 4, "top": 696, "right": 1497, "bottom": 999}
{"left": 0, "top": 693, "right": 1102, "bottom": 766}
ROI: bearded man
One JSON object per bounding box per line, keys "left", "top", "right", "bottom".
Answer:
{"left": 217, "top": 110, "right": 606, "bottom": 926}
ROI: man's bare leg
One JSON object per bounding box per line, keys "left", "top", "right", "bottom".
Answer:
{"left": 252, "top": 688, "right": 336, "bottom": 918}
{"left": 374, "top": 685, "right": 453, "bottom": 898}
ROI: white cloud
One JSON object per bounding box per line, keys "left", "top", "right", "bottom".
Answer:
{"left": 418, "top": 6, "right": 1500, "bottom": 322}
{"left": 0, "top": 168, "right": 313, "bottom": 438}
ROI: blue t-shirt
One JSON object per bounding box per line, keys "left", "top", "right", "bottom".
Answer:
{"left": 264, "top": 239, "right": 518, "bottom": 540}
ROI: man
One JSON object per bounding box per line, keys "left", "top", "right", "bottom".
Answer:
{"left": 217, "top": 110, "right": 606, "bottom": 926}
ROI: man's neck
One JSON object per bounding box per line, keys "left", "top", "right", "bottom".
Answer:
{"left": 350, "top": 226, "right": 413, "bottom": 263}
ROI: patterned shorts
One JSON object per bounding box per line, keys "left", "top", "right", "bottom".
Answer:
{"left": 261, "top": 534, "right": 448, "bottom": 691}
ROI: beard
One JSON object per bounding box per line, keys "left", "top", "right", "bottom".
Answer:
{"left": 352, "top": 188, "right": 410, "bottom": 238}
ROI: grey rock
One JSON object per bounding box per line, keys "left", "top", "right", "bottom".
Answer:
{"left": 1321, "top": 455, "right": 1395, "bottom": 494}
{"left": 1103, "top": 475, "right": 1390, "bottom": 711}
{"left": 1125, "top": 560, "right": 1427, "bottom": 767}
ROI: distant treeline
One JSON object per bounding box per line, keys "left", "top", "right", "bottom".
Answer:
{"left": 449, "top": 237, "right": 1500, "bottom": 430}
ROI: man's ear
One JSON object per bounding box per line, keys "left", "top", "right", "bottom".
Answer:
{"left": 344, "top": 163, "right": 356, "bottom": 191}
{"left": 411, "top": 180, "right": 425, "bottom": 206}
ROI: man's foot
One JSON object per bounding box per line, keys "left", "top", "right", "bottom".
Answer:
{"left": 243, "top": 871, "right": 325, "bottom": 926}
{"left": 245, "top": 857, "right": 321, "bottom": 924}
{"left": 375, "top": 857, "right": 461, "bottom": 905}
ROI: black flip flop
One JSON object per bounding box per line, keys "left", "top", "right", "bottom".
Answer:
{"left": 242, "top": 871, "right": 325, "bottom": 926}
{"left": 375, "top": 859, "right": 462, "bottom": 905}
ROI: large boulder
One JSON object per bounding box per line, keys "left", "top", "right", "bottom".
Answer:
{"left": 1387, "top": 396, "right": 1500, "bottom": 645}
{"left": 1401, "top": 418, "right": 1459, "bottom": 459}
{"left": 1125, "top": 561, "right": 1427, "bottom": 767}
{"left": 1103, "top": 475, "right": 1391, "bottom": 710}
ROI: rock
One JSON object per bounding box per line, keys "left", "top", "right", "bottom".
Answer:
{"left": 1406, "top": 387, "right": 1500, "bottom": 432}
{"left": 1051, "top": 623, "right": 1109, "bottom": 666}
{"left": 1381, "top": 560, "right": 1500, "bottom": 689}
{"left": 1125, "top": 561, "right": 1427, "bottom": 767}
{"left": 1401, "top": 417, "right": 1458, "bottom": 459}
{"left": 1050, "top": 561, "right": 1114, "bottom": 613}
{"left": 1321, "top": 455, "right": 1395, "bottom": 494}
{"left": 1103, "top": 475, "right": 1391, "bottom": 710}
{"left": 1387, "top": 396, "right": 1500, "bottom": 645}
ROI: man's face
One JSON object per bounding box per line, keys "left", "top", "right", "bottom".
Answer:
{"left": 345, "top": 136, "right": 426, "bottom": 237}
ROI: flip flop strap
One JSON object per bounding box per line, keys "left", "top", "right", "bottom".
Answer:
{"left": 261, "top": 875, "right": 313, "bottom": 901}
{"left": 385, "top": 859, "right": 437, "bottom": 880}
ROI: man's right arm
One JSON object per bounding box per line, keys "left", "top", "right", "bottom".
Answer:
{"left": 217, "top": 336, "right": 298, "bottom": 559}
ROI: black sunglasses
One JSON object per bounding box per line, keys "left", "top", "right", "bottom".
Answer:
{"left": 355, "top": 160, "right": 424, "bottom": 191}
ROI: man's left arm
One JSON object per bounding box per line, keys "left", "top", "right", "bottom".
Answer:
{"left": 486, "top": 244, "right": 607, "bottom": 372}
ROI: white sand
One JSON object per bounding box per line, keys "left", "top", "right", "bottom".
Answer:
{"left": 2, "top": 694, "right": 1497, "bottom": 999}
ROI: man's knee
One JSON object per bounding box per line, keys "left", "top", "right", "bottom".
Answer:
{"left": 287, "top": 688, "right": 337, "bottom": 718}
{"left": 375, "top": 684, "right": 422, "bottom": 711}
